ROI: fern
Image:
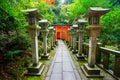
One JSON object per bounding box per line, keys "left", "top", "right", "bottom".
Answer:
{"left": 6, "top": 50, "right": 24, "bottom": 60}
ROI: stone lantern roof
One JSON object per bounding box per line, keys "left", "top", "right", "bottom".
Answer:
{"left": 72, "top": 25, "right": 78, "bottom": 32}
{"left": 49, "top": 26, "right": 54, "bottom": 29}
{"left": 87, "top": 7, "right": 110, "bottom": 16}
{"left": 22, "top": 8, "right": 43, "bottom": 18}
{"left": 78, "top": 19, "right": 87, "bottom": 23}
{"left": 39, "top": 19, "right": 48, "bottom": 23}
{"left": 72, "top": 25, "right": 78, "bottom": 28}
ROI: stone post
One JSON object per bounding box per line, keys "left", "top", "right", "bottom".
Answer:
{"left": 22, "top": 8, "right": 45, "bottom": 76}
{"left": 114, "top": 54, "right": 120, "bottom": 77}
{"left": 76, "top": 19, "right": 87, "bottom": 60}
{"left": 70, "top": 28, "right": 74, "bottom": 50}
{"left": 68, "top": 28, "right": 72, "bottom": 48}
{"left": 96, "top": 43, "right": 102, "bottom": 64}
{"left": 72, "top": 25, "right": 78, "bottom": 54}
{"left": 82, "top": 7, "right": 110, "bottom": 77}
{"left": 27, "top": 28, "right": 40, "bottom": 65}
{"left": 53, "top": 29, "right": 56, "bottom": 47}
{"left": 39, "top": 20, "right": 50, "bottom": 60}
{"left": 49, "top": 26, "right": 54, "bottom": 50}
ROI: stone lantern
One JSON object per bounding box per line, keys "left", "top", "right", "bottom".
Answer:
{"left": 22, "top": 8, "right": 44, "bottom": 75}
{"left": 72, "top": 25, "right": 78, "bottom": 54}
{"left": 39, "top": 19, "right": 50, "bottom": 60}
{"left": 49, "top": 26, "right": 54, "bottom": 50}
{"left": 76, "top": 19, "right": 87, "bottom": 60}
{"left": 82, "top": 7, "right": 110, "bottom": 77}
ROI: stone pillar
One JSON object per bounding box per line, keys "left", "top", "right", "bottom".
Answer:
{"left": 82, "top": 7, "right": 110, "bottom": 78}
{"left": 52, "top": 29, "right": 56, "bottom": 47}
{"left": 27, "top": 28, "right": 40, "bottom": 65}
{"left": 73, "top": 33, "right": 77, "bottom": 49}
{"left": 22, "top": 8, "right": 45, "bottom": 76}
{"left": 72, "top": 25, "right": 78, "bottom": 54}
{"left": 39, "top": 20, "right": 50, "bottom": 60}
{"left": 96, "top": 43, "right": 102, "bottom": 64}
{"left": 70, "top": 30, "right": 74, "bottom": 50}
{"left": 76, "top": 30, "right": 84, "bottom": 59}
{"left": 49, "top": 26, "right": 54, "bottom": 50}
{"left": 88, "top": 36, "right": 98, "bottom": 67}
{"left": 42, "top": 30, "right": 48, "bottom": 55}
{"left": 76, "top": 19, "right": 87, "bottom": 60}
{"left": 68, "top": 28, "right": 72, "bottom": 48}
{"left": 51, "top": 32, "right": 54, "bottom": 49}
{"left": 70, "top": 33, "right": 72, "bottom": 47}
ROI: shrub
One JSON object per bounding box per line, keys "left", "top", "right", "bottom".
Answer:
{"left": 5, "top": 50, "right": 24, "bottom": 60}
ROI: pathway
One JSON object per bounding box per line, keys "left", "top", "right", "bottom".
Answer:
{"left": 45, "top": 40, "right": 81, "bottom": 80}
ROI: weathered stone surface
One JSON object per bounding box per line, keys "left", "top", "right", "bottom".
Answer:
{"left": 62, "top": 57, "right": 70, "bottom": 62}
{"left": 50, "top": 74, "right": 62, "bottom": 80}
{"left": 55, "top": 57, "right": 62, "bottom": 62}
{"left": 45, "top": 40, "right": 81, "bottom": 80}
{"left": 52, "top": 63, "right": 62, "bottom": 74}
{"left": 63, "top": 72, "right": 76, "bottom": 80}
{"left": 63, "top": 62, "right": 73, "bottom": 72}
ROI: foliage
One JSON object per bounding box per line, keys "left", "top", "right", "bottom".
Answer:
{"left": 38, "top": 40, "right": 43, "bottom": 56}
{"left": 0, "top": 1, "right": 26, "bottom": 34}
{"left": 0, "top": 0, "right": 120, "bottom": 79}
{"left": 54, "top": 0, "right": 60, "bottom": 5}
{"left": 55, "top": 0, "right": 120, "bottom": 47}
{"left": 6, "top": 50, "right": 24, "bottom": 60}
{"left": 38, "top": 2, "right": 54, "bottom": 23}
{"left": 100, "top": 8, "right": 120, "bottom": 46}
{"left": 53, "top": 0, "right": 112, "bottom": 24}
{"left": 0, "top": 50, "right": 32, "bottom": 80}
{"left": 64, "top": 0, "right": 74, "bottom": 4}
{"left": 105, "top": 45, "right": 118, "bottom": 50}
{"left": 51, "top": 5, "right": 62, "bottom": 24}
{"left": 109, "top": 54, "right": 115, "bottom": 70}
{"left": 66, "top": 0, "right": 112, "bottom": 24}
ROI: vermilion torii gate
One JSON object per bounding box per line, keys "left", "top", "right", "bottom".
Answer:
{"left": 53, "top": 25, "right": 71, "bottom": 42}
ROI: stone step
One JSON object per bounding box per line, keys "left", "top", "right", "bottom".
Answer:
{"left": 25, "top": 62, "right": 45, "bottom": 76}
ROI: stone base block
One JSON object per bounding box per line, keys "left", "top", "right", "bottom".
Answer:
{"left": 75, "top": 54, "right": 85, "bottom": 60}
{"left": 53, "top": 45, "right": 56, "bottom": 48}
{"left": 72, "top": 49, "right": 78, "bottom": 54}
{"left": 25, "top": 62, "right": 45, "bottom": 76}
{"left": 81, "top": 63, "right": 104, "bottom": 78}
{"left": 40, "top": 53, "right": 50, "bottom": 60}
{"left": 68, "top": 45, "right": 71, "bottom": 48}
{"left": 51, "top": 46, "right": 54, "bottom": 50}
{"left": 69, "top": 47, "right": 73, "bottom": 50}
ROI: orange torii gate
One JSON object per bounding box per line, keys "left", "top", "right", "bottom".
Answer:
{"left": 44, "top": 0, "right": 55, "bottom": 5}
{"left": 53, "top": 25, "right": 71, "bottom": 42}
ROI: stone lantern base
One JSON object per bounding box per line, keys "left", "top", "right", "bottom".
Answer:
{"left": 68, "top": 45, "right": 72, "bottom": 48}
{"left": 40, "top": 53, "right": 50, "bottom": 60}
{"left": 53, "top": 44, "right": 56, "bottom": 48}
{"left": 25, "top": 62, "right": 45, "bottom": 76}
{"left": 51, "top": 46, "right": 54, "bottom": 50}
{"left": 81, "top": 63, "right": 104, "bottom": 78}
{"left": 76, "top": 54, "right": 85, "bottom": 60}
{"left": 66, "top": 41, "right": 69, "bottom": 45}
{"left": 72, "top": 49, "right": 78, "bottom": 54}
{"left": 69, "top": 46, "right": 73, "bottom": 50}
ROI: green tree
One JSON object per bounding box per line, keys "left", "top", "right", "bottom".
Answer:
{"left": 100, "top": 8, "right": 120, "bottom": 46}
{"left": 38, "top": 2, "right": 54, "bottom": 23}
